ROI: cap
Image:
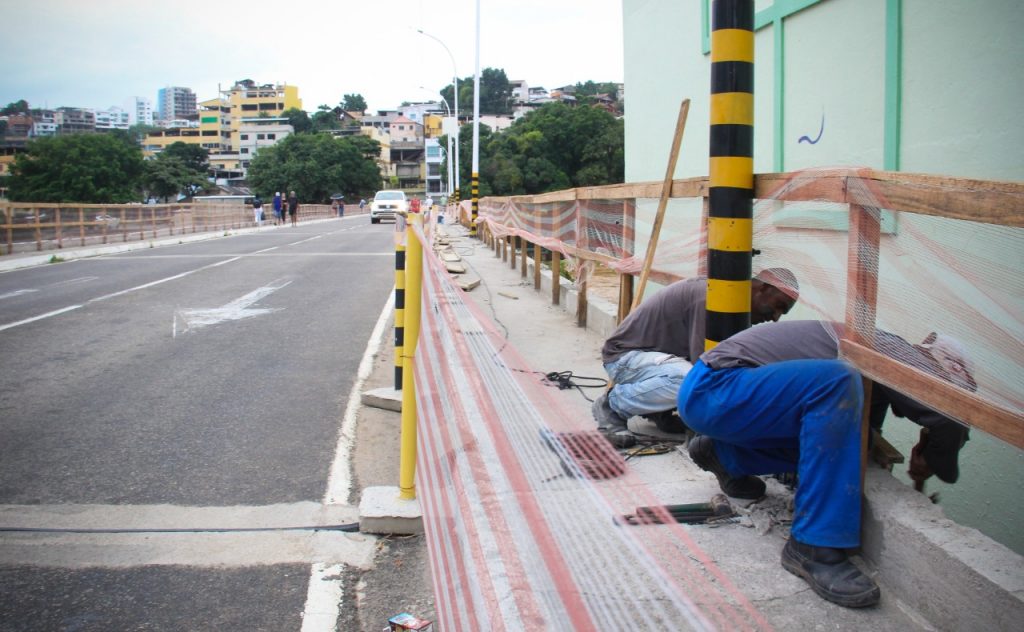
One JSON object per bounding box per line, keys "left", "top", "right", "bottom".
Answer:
{"left": 920, "top": 332, "right": 976, "bottom": 391}
{"left": 755, "top": 267, "right": 800, "bottom": 301}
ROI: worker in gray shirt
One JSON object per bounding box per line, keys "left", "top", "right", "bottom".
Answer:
{"left": 592, "top": 268, "right": 799, "bottom": 448}
{"left": 677, "top": 319, "right": 974, "bottom": 608}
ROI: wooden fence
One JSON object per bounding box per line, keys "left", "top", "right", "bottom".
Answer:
{"left": 465, "top": 169, "right": 1024, "bottom": 454}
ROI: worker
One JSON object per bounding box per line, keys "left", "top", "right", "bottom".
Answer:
{"left": 677, "top": 319, "right": 975, "bottom": 608}
{"left": 592, "top": 268, "right": 799, "bottom": 448}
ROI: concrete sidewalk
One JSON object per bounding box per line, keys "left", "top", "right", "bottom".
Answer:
{"left": 358, "top": 221, "right": 1022, "bottom": 630}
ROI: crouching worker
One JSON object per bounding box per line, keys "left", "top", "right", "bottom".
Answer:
{"left": 677, "top": 320, "right": 975, "bottom": 608}
{"left": 592, "top": 268, "right": 799, "bottom": 448}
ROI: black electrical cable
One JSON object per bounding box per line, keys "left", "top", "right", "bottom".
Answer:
{"left": 542, "top": 371, "right": 609, "bottom": 402}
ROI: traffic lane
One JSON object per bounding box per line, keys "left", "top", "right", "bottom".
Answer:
{"left": 0, "top": 246, "right": 395, "bottom": 505}
{"left": 0, "top": 221, "right": 363, "bottom": 330}
{"left": 0, "top": 564, "right": 311, "bottom": 631}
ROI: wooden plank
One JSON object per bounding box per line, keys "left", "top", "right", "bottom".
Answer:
{"left": 533, "top": 242, "right": 542, "bottom": 290}
{"left": 851, "top": 170, "right": 1024, "bottom": 228}
{"left": 521, "top": 239, "right": 528, "bottom": 278}
{"left": 840, "top": 340, "right": 1024, "bottom": 450}
{"left": 618, "top": 274, "right": 633, "bottom": 324}
{"left": 576, "top": 276, "right": 587, "bottom": 328}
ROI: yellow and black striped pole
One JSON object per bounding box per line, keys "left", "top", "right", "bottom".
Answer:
{"left": 394, "top": 242, "right": 406, "bottom": 390}
{"left": 705, "top": 0, "right": 754, "bottom": 351}
{"left": 470, "top": 173, "right": 479, "bottom": 237}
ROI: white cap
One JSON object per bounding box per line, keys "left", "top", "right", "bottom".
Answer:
{"left": 920, "top": 333, "right": 976, "bottom": 390}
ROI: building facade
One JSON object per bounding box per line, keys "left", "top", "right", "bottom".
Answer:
{"left": 157, "top": 86, "right": 197, "bottom": 122}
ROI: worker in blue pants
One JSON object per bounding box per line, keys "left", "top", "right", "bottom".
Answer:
{"left": 677, "top": 321, "right": 880, "bottom": 608}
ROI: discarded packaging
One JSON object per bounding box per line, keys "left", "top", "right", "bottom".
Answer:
{"left": 388, "top": 613, "right": 433, "bottom": 631}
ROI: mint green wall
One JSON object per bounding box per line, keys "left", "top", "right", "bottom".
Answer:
{"left": 623, "top": 0, "right": 1024, "bottom": 554}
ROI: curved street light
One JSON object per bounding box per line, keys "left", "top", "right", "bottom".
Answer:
{"left": 416, "top": 29, "right": 460, "bottom": 199}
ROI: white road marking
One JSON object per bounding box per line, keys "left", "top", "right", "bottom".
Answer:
{"left": 0, "top": 289, "right": 39, "bottom": 300}
{"left": 323, "top": 290, "right": 395, "bottom": 505}
{"left": 46, "top": 276, "right": 98, "bottom": 288}
{"left": 254, "top": 246, "right": 279, "bottom": 253}
{"left": 173, "top": 278, "right": 292, "bottom": 336}
{"left": 301, "top": 563, "right": 346, "bottom": 632}
{"left": 0, "top": 305, "right": 83, "bottom": 332}
{"left": 288, "top": 235, "right": 324, "bottom": 246}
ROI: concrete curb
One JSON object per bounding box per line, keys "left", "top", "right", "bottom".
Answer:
{"left": 358, "top": 486, "right": 424, "bottom": 535}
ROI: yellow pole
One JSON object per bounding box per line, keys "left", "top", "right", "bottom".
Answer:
{"left": 399, "top": 214, "right": 423, "bottom": 500}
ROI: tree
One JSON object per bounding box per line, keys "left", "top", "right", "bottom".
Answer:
{"left": 439, "top": 67, "right": 513, "bottom": 116}
{"left": 246, "top": 134, "right": 381, "bottom": 203}
{"left": 342, "top": 94, "right": 367, "bottom": 113}
{"left": 475, "top": 102, "right": 623, "bottom": 196}
{"left": 1, "top": 99, "right": 29, "bottom": 115}
{"left": 127, "top": 123, "right": 161, "bottom": 145}
{"left": 311, "top": 106, "right": 341, "bottom": 133}
{"left": 8, "top": 133, "right": 145, "bottom": 203}
{"left": 282, "top": 108, "right": 312, "bottom": 134}
{"left": 162, "top": 142, "right": 209, "bottom": 175}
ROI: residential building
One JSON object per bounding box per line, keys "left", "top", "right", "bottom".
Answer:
{"left": 480, "top": 115, "right": 515, "bottom": 132}
{"left": 424, "top": 137, "right": 444, "bottom": 195}
{"left": 238, "top": 119, "right": 292, "bottom": 169}
{"left": 389, "top": 116, "right": 424, "bottom": 190}
{"left": 528, "top": 86, "right": 549, "bottom": 102}
{"left": 94, "top": 106, "right": 130, "bottom": 131}
{"left": 30, "top": 111, "right": 57, "bottom": 137}
{"left": 125, "top": 97, "right": 154, "bottom": 126}
{"left": 221, "top": 80, "right": 301, "bottom": 152}
{"left": 422, "top": 113, "right": 443, "bottom": 139}
{"left": 510, "top": 80, "right": 529, "bottom": 104}
{"left": 54, "top": 107, "right": 96, "bottom": 134}
{"left": 157, "top": 86, "right": 197, "bottom": 122}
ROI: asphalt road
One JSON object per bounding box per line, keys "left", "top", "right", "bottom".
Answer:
{"left": 0, "top": 217, "right": 398, "bottom": 630}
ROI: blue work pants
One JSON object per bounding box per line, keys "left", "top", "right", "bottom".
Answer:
{"left": 677, "top": 359, "right": 863, "bottom": 548}
{"left": 605, "top": 350, "right": 693, "bottom": 418}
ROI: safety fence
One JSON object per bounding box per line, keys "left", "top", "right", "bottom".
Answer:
{"left": 405, "top": 216, "right": 770, "bottom": 630}
{"left": 0, "top": 201, "right": 365, "bottom": 255}
{"left": 466, "top": 169, "right": 1024, "bottom": 453}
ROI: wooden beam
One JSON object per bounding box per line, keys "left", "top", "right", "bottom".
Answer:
{"left": 551, "top": 250, "right": 561, "bottom": 306}
{"left": 533, "top": 242, "right": 542, "bottom": 290}
{"left": 840, "top": 340, "right": 1024, "bottom": 449}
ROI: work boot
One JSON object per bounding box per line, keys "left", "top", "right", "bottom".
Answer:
{"left": 688, "top": 435, "right": 766, "bottom": 499}
{"left": 781, "top": 538, "right": 881, "bottom": 608}
{"left": 643, "top": 409, "right": 691, "bottom": 435}
{"left": 592, "top": 393, "right": 636, "bottom": 449}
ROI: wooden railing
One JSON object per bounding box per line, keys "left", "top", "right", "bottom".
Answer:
{"left": 0, "top": 202, "right": 364, "bottom": 255}
{"left": 468, "top": 169, "right": 1024, "bottom": 451}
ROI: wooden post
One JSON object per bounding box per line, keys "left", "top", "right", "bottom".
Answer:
{"left": 151, "top": 206, "right": 157, "bottom": 238}
{"left": 551, "top": 250, "right": 561, "bottom": 305}
{"left": 698, "top": 195, "right": 710, "bottom": 277}
{"left": 576, "top": 275, "right": 588, "bottom": 327}
{"left": 511, "top": 236, "right": 519, "bottom": 270}
{"left": 618, "top": 274, "right": 634, "bottom": 324}
{"left": 55, "top": 204, "right": 64, "bottom": 249}
{"left": 533, "top": 242, "right": 542, "bottom": 290}
{"left": 845, "top": 203, "right": 882, "bottom": 490}
{"left": 4, "top": 204, "right": 12, "bottom": 255}
{"left": 79, "top": 207, "right": 85, "bottom": 246}
{"left": 34, "top": 207, "right": 41, "bottom": 251}
{"left": 631, "top": 98, "right": 690, "bottom": 313}
{"left": 121, "top": 207, "right": 127, "bottom": 242}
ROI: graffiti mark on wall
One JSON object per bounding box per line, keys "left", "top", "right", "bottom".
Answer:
{"left": 798, "top": 112, "right": 825, "bottom": 145}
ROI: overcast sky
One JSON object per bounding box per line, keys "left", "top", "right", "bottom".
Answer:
{"left": 1, "top": 0, "right": 624, "bottom": 114}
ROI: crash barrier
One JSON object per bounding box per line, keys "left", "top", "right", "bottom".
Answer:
{"left": 473, "top": 169, "right": 1023, "bottom": 455}
{"left": 0, "top": 202, "right": 369, "bottom": 255}
{"left": 403, "top": 217, "right": 772, "bottom": 629}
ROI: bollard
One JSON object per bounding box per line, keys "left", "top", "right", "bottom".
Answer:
{"left": 399, "top": 214, "right": 423, "bottom": 500}
{"left": 705, "top": 0, "right": 754, "bottom": 351}
{"left": 470, "top": 173, "right": 479, "bottom": 237}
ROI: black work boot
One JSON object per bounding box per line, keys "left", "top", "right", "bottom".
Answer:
{"left": 592, "top": 393, "right": 636, "bottom": 449}
{"left": 687, "top": 435, "right": 766, "bottom": 499}
{"left": 781, "top": 538, "right": 881, "bottom": 608}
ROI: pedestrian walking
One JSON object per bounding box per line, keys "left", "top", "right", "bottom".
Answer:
{"left": 287, "top": 190, "right": 299, "bottom": 226}
{"left": 273, "top": 192, "right": 283, "bottom": 225}
{"left": 359, "top": 198, "right": 366, "bottom": 214}
{"left": 252, "top": 195, "right": 264, "bottom": 227}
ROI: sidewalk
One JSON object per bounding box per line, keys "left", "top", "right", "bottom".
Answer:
{"left": 355, "top": 221, "right": 1023, "bottom": 629}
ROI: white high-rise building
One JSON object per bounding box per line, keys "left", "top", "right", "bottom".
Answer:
{"left": 157, "top": 86, "right": 197, "bottom": 122}
{"left": 95, "top": 106, "right": 131, "bottom": 131}
{"left": 125, "top": 97, "right": 154, "bottom": 126}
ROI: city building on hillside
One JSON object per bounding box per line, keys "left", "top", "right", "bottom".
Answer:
{"left": 480, "top": 115, "right": 514, "bottom": 132}
{"left": 528, "top": 86, "right": 549, "bottom": 102}
{"left": 422, "top": 113, "right": 443, "bottom": 139}
{"left": 94, "top": 106, "right": 130, "bottom": 131}
{"left": 389, "top": 115, "right": 424, "bottom": 190}
{"left": 30, "top": 111, "right": 57, "bottom": 137}
{"left": 361, "top": 112, "right": 400, "bottom": 132}
{"left": 221, "top": 81, "right": 301, "bottom": 152}
{"left": 424, "top": 137, "right": 444, "bottom": 195}
{"left": 125, "top": 97, "right": 154, "bottom": 126}
{"left": 157, "top": 86, "right": 197, "bottom": 122}
{"left": 510, "top": 80, "right": 529, "bottom": 104}
{"left": 55, "top": 107, "right": 96, "bottom": 134}
{"left": 238, "top": 118, "right": 292, "bottom": 169}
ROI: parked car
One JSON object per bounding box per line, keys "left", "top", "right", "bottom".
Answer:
{"left": 370, "top": 190, "right": 407, "bottom": 224}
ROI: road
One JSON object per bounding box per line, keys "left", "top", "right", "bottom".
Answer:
{"left": 0, "top": 217, "right": 397, "bottom": 630}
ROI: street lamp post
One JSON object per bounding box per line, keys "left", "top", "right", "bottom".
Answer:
{"left": 417, "top": 29, "right": 460, "bottom": 204}
{"left": 420, "top": 86, "right": 455, "bottom": 200}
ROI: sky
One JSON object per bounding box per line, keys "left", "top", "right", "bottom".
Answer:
{"left": 1, "top": 0, "right": 624, "bottom": 114}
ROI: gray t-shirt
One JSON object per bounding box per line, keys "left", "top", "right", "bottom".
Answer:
{"left": 601, "top": 278, "right": 707, "bottom": 364}
{"left": 701, "top": 320, "right": 840, "bottom": 369}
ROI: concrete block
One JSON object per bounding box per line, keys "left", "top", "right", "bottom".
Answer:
{"left": 457, "top": 277, "right": 481, "bottom": 291}
{"left": 862, "top": 468, "right": 1024, "bottom": 629}
{"left": 445, "top": 262, "right": 466, "bottom": 274}
{"left": 362, "top": 387, "right": 402, "bottom": 412}
{"left": 359, "top": 485, "right": 424, "bottom": 535}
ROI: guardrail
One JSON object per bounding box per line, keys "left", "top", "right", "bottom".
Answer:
{"left": 0, "top": 202, "right": 367, "bottom": 255}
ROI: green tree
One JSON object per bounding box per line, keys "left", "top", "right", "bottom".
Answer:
{"left": 247, "top": 134, "right": 381, "bottom": 203}
{"left": 127, "top": 123, "right": 161, "bottom": 145}
{"left": 162, "top": 142, "right": 209, "bottom": 175}
{"left": 1, "top": 99, "right": 29, "bottom": 115}
{"left": 311, "top": 105, "right": 341, "bottom": 133}
{"left": 282, "top": 107, "right": 312, "bottom": 134}
{"left": 439, "top": 67, "right": 512, "bottom": 116}
{"left": 8, "top": 133, "right": 145, "bottom": 202}
{"left": 342, "top": 94, "right": 367, "bottom": 112}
